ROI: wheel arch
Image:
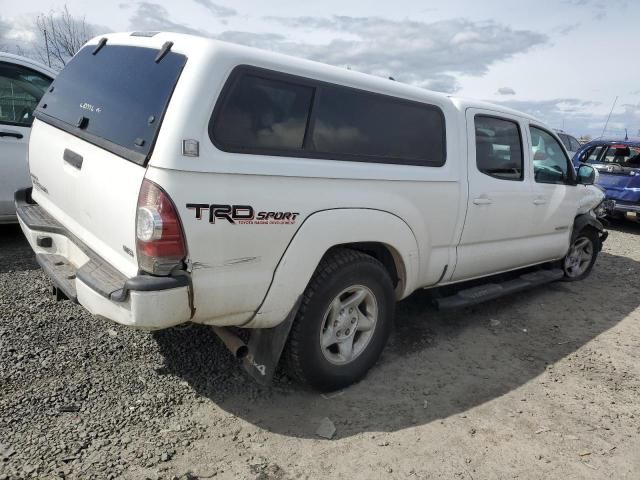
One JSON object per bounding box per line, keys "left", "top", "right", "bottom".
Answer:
{"left": 573, "top": 213, "right": 605, "bottom": 237}
{"left": 328, "top": 241, "right": 405, "bottom": 294}
{"left": 244, "top": 208, "right": 420, "bottom": 328}
{"left": 572, "top": 213, "right": 606, "bottom": 250}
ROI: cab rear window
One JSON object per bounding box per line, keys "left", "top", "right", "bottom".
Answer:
{"left": 35, "top": 44, "right": 186, "bottom": 165}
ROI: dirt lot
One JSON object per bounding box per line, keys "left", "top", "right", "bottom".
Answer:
{"left": 1, "top": 221, "right": 639, "bottom": 480}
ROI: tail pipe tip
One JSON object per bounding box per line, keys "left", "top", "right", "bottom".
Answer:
{"left": 211, "top": 326, "right": 249, "bottom": 360}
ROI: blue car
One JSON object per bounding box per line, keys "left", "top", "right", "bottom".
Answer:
{"left": 573, "top": 140, "right": 640, "bottom": 219}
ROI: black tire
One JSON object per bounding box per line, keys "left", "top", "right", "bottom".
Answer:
{"left": 283, "top": 248, "right": 395, "bottom": 391}
{"left": 561, "top": 227, "right": 600, "bottom": 281}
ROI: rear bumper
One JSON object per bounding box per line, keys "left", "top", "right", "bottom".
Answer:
{"left": 15, "top": 188, "right": 192, "bottom": 329}
{"left": 0, "top": 214, "right": 18, "bottom": 224}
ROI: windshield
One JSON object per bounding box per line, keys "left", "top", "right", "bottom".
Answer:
{"left": 35, "top": 44, "right": 186, "bottom": 165}
{"left": 599, "top": 145, "right": 640, "bottom": 167}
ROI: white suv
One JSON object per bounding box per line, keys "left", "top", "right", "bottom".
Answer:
{"left": 16, "top": 33, "right": 606, "bottom": 390}
{"left": 555, "top": 130, "right": 582, "bottom": 158}
{"left": 0, "top": 53, "right": 55, "bottom": 223}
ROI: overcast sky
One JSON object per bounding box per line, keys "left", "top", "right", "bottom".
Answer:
{"left": 1, "top": 0, "right": 638, "bottom": 138}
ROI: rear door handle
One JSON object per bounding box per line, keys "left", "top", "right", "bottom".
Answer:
{"left": 472, "top": 198, "right": 493, "bottom": 205}
{"left": 533, "top": 198, "right": 547, "bottom": 205}
{"left": 63, "top": 148, "right": 83, "bottom": 170}
{"left": 0, "top": 130, "right": 23, "bottom": 139}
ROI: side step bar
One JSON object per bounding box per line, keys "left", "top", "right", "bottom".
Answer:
{"left": 435, "top": 269, "right": 564, "bottom": 310}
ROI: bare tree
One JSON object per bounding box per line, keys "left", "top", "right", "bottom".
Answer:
{"left": 34, "top": 5, "right": 94, "bottom": 70}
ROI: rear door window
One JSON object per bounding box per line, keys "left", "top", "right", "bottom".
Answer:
{"left": 35, "top": 44, "right": 186, "bottom": 165}
{"left": 474, "top": 115, "right": 524, "bottom": 181}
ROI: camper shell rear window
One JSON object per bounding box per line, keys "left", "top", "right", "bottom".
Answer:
{"left": 35, "top": 44, "right": 186, "bottom": 165}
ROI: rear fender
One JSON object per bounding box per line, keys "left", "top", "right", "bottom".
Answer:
{"left": 244, "top": 208, "right": 420, "bottom": 328}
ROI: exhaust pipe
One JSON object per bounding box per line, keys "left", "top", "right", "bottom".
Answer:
{"left": 212, "top": 327, "right": 249, "bottom": 359}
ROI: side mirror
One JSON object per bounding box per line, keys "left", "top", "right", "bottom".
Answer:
{"left": 576, "top": 164, "right": 598, "bottom": 185}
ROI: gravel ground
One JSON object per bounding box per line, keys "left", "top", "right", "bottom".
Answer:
{"left": 1, "top": 220, "right": 639, "bottom": 479}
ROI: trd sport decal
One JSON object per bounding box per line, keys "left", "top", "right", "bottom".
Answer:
{"left": 186, "top": 204, "right": 300, "bottom": 225}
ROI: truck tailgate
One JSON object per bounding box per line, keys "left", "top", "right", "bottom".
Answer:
{"left": 26, "top": 42, "right": 187, "bottom": 277}
{"left": 29, "top": 121, "right": 144, "bottom": 277}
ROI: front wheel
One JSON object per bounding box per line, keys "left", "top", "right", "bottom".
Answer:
{"left": 562, "top": 228, "right": 599, "bottom": 281}
{"left": 284, "top": 248, "right": 395, "bottom": 391}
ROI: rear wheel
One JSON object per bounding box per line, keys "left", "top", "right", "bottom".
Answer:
{"left": 284, "top": 248, "right": 394, "bottom": 391}
{"left": 562, "top": 228, "right": 599, "bottom": 281}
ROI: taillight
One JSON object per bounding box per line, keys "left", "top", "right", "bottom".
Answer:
{"left": 136, "top": 179, "right": 187, "bottom": 275}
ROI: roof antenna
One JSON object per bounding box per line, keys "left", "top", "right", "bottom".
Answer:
{"left": 600, "top": 96, "right": 618, "bottom": 139}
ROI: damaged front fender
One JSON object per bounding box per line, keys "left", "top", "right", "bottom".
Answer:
{"left": 573, "top": 213, "right": 607, "bottom": 251}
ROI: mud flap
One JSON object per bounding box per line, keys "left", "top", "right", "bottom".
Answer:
{"left": 242, "top": 297, "right": 301, "bottom": 386}
{"left": 598, "top": 231, "right": 609, "bottom": 251}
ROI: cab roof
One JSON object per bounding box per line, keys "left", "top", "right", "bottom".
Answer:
{"left": 448, "top": 96, "right": 541, "bottom": 123}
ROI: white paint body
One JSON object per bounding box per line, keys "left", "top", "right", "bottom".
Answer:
{"left": 21, "top": 33, "right": 603, "bottom": 330}
{"left": 0, "top": 53, "right": 55, "bottom": 223}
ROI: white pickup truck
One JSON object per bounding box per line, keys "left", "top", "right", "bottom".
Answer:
{"left": 16, "top": 32, "right": 606, "bottom": 391}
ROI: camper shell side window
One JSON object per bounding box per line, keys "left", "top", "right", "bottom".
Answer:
{"left": 209, "top": 65, "right": 447, "bottom": 167}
